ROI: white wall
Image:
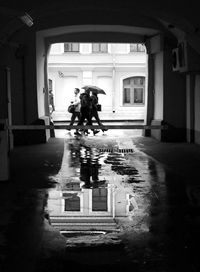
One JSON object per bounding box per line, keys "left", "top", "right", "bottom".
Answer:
{"left": 48, "top": 71, "right": 82, "bottom": 111}
{"left": 154, "top": 52, "right": 164, "bottom": 120}
{"left": 49, "top": 67, "right": 147, "bottom": 120}
{"left": 93, "top": 72, "right": 113, "bottom": 109}
{"left": 50, "top": 43, "right": 63, "bottom": 54}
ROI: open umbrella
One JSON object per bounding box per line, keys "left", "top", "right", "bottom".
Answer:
{"left": 82, "top": 85, "right": 106, "bottom": 95}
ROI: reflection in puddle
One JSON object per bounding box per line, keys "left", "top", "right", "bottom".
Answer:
{"left": 46, "top": 140, "right": 143, "bottom": 247}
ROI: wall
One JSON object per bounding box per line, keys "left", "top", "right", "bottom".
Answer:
{"left": 49, "top": 68, "right": 147, "bottom": 121}
{"left": 0, "top": 27, "right": 38, "bottom": 125}
{"left": 149, "top": 34, "right": 187, "bottom": 142}
{"left": 186, "top": 75, "right": 195, "bottom": 142}
{"left": 194, "top": 75, "right": 200, "bottom": 144}
{"left": 48, "top": 71, "right": 82, "bottom": 111}
{"left": 0, "top": 48, "right": 23, "bottom": 123}
{"left": 163, "top": 49, "right": 186, "bottom": 141}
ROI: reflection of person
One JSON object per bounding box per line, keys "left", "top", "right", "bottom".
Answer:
{"left": 80, "top": 147, "right": 100, "bottom": 188}
{"left": 90, "top": 92, "right": 107, "bottom": 133}
{"left": 68, "top": 88, "right": 81, "bottom": 134}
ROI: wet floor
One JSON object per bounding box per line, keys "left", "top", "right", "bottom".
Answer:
{"left": 1, "top": 133, "right": 200, "bottom": 272}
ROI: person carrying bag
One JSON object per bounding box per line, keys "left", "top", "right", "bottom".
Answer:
{"left": 67, "top": 88, "right": 81, "bottom": 133}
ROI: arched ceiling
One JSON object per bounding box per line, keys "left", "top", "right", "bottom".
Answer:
{"left": 0, "top": 0, "right": 200, "bottom": 52}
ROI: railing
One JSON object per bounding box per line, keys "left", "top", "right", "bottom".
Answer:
{"left": 4, "top": 124, "right": 168, "bottom": 130}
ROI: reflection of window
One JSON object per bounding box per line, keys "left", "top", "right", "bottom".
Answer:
{"left": 64, "top": 43, "right": 79, "bottom": 52}
{"left": 130, "top": 43, "right": 145, "bottom": 52}
{"left": 92, "top": 43, "right": 108, "bottom": 53}
{"left": 92, "top": 188, "right": 107, "bottom": 211}
{"left": 64, "top": 194, "right": 80, "bottom": 211}
{"left": 123, "top": 76, "right": 145, "bottom": 105}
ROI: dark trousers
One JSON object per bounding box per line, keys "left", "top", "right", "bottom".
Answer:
{"left": 91, "top": 108, "right": 103, "bottom": 126}
{"left": 70, "top": 111, "right": 80, "bottom": 126}
{"left": 77, "top": 107, "right": 93, "bottom": 132}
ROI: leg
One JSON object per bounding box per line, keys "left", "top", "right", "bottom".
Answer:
{"left": 75, "top": 112, "right": 81, "bottom": 133}
{"left": 93, "top": 110, "right": 103, "bottom": 126}
{"left": 67, "top": 112, "right": 76, "bottom": 130}
{"left": 69, "top": 112, "right": 76, "bottom": 126}
{"left": 89, "top": 110, "right": 100, "bottom": 135}
{"left": 76, "top": 109, "right": 86, "bottom": 135}
{"left": 93, "top": 109, "right": 107, "bottom": 132}
{"left": 84, "top": 110, "right": 92, "bottom": 134}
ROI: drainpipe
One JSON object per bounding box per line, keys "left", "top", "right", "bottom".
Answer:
{"left": 112, "top": 186, "right": 116, "bottom": 219}
{"left": 112, "top": 46, "right": 116, "bottom": 115}
{"left": 112, "top": 67, "right": 116, "bottom": 114}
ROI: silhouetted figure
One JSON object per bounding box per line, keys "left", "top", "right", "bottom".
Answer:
{"left": 90, "top": 92, "right": 108, "bottom": 133}
{"left": 76, "top": 89, "right": 99, "bottom": 136}
{"left": 49, "top": 89, "right": 55, "bottom": 114}
{"left": 68, "top": 88, "right": 81, "bottom": 134}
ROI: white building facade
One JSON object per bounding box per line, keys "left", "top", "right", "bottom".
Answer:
{"left": 48, "top": 43, "right": 148, "bottom": 121}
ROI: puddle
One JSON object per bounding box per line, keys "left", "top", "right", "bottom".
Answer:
{"left": 45, "top": 140, "right": 148, "bottom": 248}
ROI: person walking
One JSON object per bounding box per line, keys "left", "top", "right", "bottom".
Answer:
{"left": 90, "top": 91, "right": 108, "bottom": 133}
{"left": 49, "top": 89, "right": 55, "bottom": 114}
{"left": 76, "top": 89, "right": 99, "bottom": 136}
{"left": 68, "top": 88, "right": 81, "bottom": 134}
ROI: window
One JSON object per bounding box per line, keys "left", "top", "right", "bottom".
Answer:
{"left": 92, "top": 43, "right": 108, "bottom": 53}
{"left": 92, "top": 188, "right": 107, "bottom": 211}
{"left": 64, "top": 43, "right": 79, "bottom": 52}
{"left": 64, "top": 194, "right": 80, "bottom": 211}
{"left": 130, "top": 43, "right": 145, "bottom": 52}
{"left": 123, "top": 76, "right": 145, "bottom": 105}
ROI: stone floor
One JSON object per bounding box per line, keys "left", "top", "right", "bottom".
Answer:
{"left": 1, "top": 130, "right": 200, "bottom": 272}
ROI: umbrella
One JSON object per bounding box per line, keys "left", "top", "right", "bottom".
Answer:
{"left": 82, "top": 85, "right": 106, "bottom": 95}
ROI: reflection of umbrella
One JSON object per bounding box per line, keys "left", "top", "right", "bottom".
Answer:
{"left": 82, "top": 85, "right": 106, "bottom": 95}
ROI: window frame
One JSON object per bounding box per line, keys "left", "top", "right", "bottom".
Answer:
{"left": 64, "top": 195, "right": 81, "bottom": 211}
{"left": 63, "top": 43, "right": 80, "bottom": 53}
{"left": 123, "top": 76, "right": 145, "bottom": 106}
{"left": 92, "top": 188, "right": 108, "bottom": 211}
{"left": 92, "top": 43, "right": 108, "bottom": 53}
{"left": 130, "top": 43, "right": 146, "bottom": 53}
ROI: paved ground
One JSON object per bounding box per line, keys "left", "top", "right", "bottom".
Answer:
{"left": 1, "top": 131, "right": 200, "bottom": 272}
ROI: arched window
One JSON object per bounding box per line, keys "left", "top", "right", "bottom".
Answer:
{"left": 123, "top": 76, "right": 145, "bottom": 105}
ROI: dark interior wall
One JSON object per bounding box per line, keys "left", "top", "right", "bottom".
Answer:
{"left": 22, "top": 29, "right": 38, "bottom": 124}
{"left": 163, "top": 46, "right": 186, "bottom": 141}
{"left": 194, "top": 75, "right": 200, "bottom": 144}
{"left": 0, "top": 27, "right": 38, "bottom": 125}
{"left": 0, "top": 46, "right": 24, "bottom": 123}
